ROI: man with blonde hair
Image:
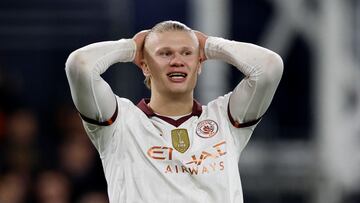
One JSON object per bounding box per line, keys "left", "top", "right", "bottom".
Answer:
{"left": 66, "top": 20, "right": 283, "bottom": 203}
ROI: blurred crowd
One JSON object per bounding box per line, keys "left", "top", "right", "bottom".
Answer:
{"left": 0, "top": 67, "right": 109, "bottom": 202}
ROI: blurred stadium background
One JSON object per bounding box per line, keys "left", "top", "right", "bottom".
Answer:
{"left": 0, "top": 0, "right": 359, "bottom": 202}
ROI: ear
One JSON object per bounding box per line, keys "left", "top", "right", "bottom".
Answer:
{"left": 197, "top": 63, "right": 202, "bottom": 75}
{"left": 140, "top": 60, "right": 151, "bottom": 77}
{"left": 199, "top": 56, "right": 205, "bottom": 64}
{"left": 199, "top": 48, "right": 206, "bottom": 64}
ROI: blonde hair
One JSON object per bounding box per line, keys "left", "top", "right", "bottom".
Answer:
{"left": 143, "top": 20, "right": 194, "bottom": 89}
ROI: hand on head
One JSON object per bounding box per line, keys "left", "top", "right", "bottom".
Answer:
{"left": 194, "top": 31, "right": 208, "bottom": 63}
{"left": 132, "top": 30, "right": 150, "bottom": 68}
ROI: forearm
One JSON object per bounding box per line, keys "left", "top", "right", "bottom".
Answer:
{"left": 205, "top": 37, "right": 282, "bottom": 78}
{"left": 205, "top": 37, "right": 283, "bottom": 123}
{"left": 65, "top": 39, "right": 136, "bottom": 122}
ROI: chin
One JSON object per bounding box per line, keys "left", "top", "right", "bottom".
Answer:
{"left": 156, "top": 81, "right": 195, "bottom": 96}
{"left": 165, "top": 86, "right": 192, "bottom": 96}
{"left": 169, "top": 89, "right": 189, "bottom": 95}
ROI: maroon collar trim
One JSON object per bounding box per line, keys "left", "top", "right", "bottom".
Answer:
{"left": 136, "top": 98, "right": 202, "bottom": 127}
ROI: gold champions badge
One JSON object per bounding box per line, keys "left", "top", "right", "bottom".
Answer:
{"left": 171, "top": 128, "right": 190, "bottom": 153}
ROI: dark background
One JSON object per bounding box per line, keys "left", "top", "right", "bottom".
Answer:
{"left": 0, "top": 0, "right": 358, "bottom": 203}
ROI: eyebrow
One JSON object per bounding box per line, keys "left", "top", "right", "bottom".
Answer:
{"left": 156, "top": 46, "right": 195, "bottom": 52}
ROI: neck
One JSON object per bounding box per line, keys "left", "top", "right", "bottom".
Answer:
{"left": 149, "top": 91, "right": 193, "bottom": 116}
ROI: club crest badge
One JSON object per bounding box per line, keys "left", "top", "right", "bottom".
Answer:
{"left": 171, "top": 128, "right": 190, "bottom": 153}
{"left": 196, "top": 120, "right": 218, "bottom": 138}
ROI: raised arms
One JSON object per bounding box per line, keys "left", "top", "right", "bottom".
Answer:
{"left": 65, "top": 39, "right": 136, "bottom": 123}
{"left": 204, "top": 37, "right": 283, "bottom": 125}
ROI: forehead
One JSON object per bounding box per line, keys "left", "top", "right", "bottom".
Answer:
{"left": 145, "top": 31, "right": 198, "bottom": 51}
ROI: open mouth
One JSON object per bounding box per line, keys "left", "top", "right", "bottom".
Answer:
{"left": 167, "top": 72, "right": 188, "bottom": 78}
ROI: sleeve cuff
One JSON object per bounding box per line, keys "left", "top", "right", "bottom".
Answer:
{"left": 204, "top": 36, "right": 226, "bottom": 60}
{"left": 114, "top": 38, "right": 137, "bottom": 62}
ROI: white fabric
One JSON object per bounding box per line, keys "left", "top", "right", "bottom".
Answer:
{"left": 65, "top": 36, "right": 283, "bottom": 203}
{"left": 84, "top": 94, "right": 255, "bottom": 203}
{"left": 65, "top": 39, "right": 136, "bottom": 121}
{"left": 205, "top": 37, "right": 283, "bottom": 123}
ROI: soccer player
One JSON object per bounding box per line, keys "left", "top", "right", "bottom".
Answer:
{"left": 65, "top": 20, "right": 283, "bottom": 203}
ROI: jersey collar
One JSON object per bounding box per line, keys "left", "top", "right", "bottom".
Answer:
{"left": 137, "top": 98, "right": 202, "bottom": 127}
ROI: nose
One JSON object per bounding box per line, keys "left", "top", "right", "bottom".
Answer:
{"left": 169, "top": 53, "right": 184, "bottom": 67}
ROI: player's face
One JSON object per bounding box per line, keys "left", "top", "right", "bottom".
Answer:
{"left": 142, "top": 31, "right": 202, "bottom": 97}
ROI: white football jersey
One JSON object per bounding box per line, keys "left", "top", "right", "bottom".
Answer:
{"left": 82, "top": 92, "right": 259, "bottom": 203}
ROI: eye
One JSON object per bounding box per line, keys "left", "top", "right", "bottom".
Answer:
{"left": 159, "top": 51, "right": 172, "bottom": 57}
{"left": 182, "top": 51, "right": 192, "bottom": 56}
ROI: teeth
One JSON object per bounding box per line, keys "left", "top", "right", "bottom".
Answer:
{"left": 168, "top": 72, "right": 187, "bottom": 77}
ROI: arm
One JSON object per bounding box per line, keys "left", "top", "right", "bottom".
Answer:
{"left": 65, "top": 38, "right": 139, "bottom": 123}
{"left": 65, "top": 30, "right": 148, "bottom": 123}
{"left": 204, "top": 37, "right": 283, "bottom": 126}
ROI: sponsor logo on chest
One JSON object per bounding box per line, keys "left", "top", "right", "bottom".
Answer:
{"left": 147, "top": 140, "right": 227, "bottom": 176}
